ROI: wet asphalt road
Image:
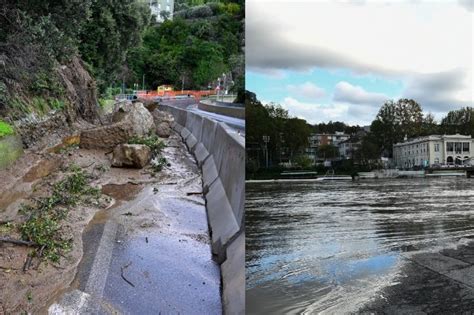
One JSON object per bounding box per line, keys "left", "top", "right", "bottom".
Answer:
{"left": 48, "top": 132, "right": 222, "bottom": 314}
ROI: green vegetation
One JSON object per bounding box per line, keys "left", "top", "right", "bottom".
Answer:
{"left": 128, "top": 135, "right": 165, "bottom": 157}
{"left": 0, "top": 121, "right": 14, "bottom": 138}
{"left": 1, "top": 0, "right": 150, "bottom": 117}
{"left": 19, "top": 165, "right": 100, "bottom": 262}
{"left": 152, "top": 157, "right": 168, "bottom": 172}
{"left": 128, "top": 135, "right": 168, "bottom": 173}
{"left": 246, "top": 92, "right": 312, "bottom": 171}
{"left": 247, "top": 91, "right": 474, "bottom": 177}
{"left": 127, "top": 1, "right": 244, "bottom": 91}
{"left": 1, "top": 0, "right": 243, "bottom": 118}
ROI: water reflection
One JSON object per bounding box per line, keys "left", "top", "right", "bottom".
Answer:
{"left": 246, "top": 178, "right": 474, "bottom": 314}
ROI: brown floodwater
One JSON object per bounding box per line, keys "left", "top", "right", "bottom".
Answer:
{"left": 246, "top": 177, "right": 474, "bottom": 314}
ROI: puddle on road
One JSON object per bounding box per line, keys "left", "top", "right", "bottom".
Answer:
{"left": 101, "top": 183, "right": 143, "bottom": 201}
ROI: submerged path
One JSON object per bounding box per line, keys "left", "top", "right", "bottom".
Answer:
{"left": 48, "top": 132, "right": 222, "bottom": 314}
{"left": 358, "top": 242, "right": 474, "bottom": 314}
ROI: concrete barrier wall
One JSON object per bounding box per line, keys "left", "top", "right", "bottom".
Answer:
{"left": 198, "top": 100, "right": 245, "bottom": 119}
{"left": 159, "top": 104, "right": 244, "bottom": 315}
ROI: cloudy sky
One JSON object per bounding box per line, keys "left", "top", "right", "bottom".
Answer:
{"left": 246, "top": 0, "right": 473, "bottom": 126}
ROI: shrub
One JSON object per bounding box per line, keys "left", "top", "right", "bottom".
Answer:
{"left": 0, "top": 121, "right": 14, "bottom": 138}
{"left": 128, "top": 135, "right": 165, "bottom": 158}
{"left": 19, "top": 165, "right": 100, "bottom": 262}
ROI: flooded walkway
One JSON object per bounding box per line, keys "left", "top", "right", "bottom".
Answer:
{"left": 48, "top": 133, "right": 221, "bottom": 314}
{"left": 246, "top": 178, "right": 474, "bottom": 314}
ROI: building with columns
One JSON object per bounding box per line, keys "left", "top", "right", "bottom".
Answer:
{"left": 393, "top": 134, "right": 473, "bottom": 169}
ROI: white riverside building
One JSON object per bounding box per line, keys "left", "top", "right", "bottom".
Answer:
{"left": 393, "top": 134, "right": 473, "bottom": 169}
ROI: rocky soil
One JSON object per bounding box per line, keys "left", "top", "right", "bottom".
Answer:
{"left": 0, "top": 101, "right": 180, "bottom": 313}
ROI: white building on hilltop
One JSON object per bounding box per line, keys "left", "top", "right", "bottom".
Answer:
{"left": 145, "top": 0, "right": 174, "bottom": 22}
{"left": 393, "top": 134, "right": 473, "bottom": 169}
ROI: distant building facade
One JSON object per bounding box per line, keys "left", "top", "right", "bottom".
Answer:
{"left": 338, "top": 137, "right": 362, "bottom": 160}
{"left": 306, "top": 131, "right": 350, "bottom": 162}
{"left": 393, "top": 134, "right": 473, "bottom": 169}
{"left": 146, "top": 0, "right": 174, "bottom": 22}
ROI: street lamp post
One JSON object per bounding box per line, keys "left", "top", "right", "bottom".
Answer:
{"left": 263, "top": 135, "right": 270, "bottom": 168}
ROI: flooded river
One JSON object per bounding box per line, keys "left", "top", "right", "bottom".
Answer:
{"left": 246, "top": 178, "right": 474, "bottom": 314}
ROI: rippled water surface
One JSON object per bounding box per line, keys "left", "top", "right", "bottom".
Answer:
{"left": 246, "top": 178, "right": 474, "bottom": 314}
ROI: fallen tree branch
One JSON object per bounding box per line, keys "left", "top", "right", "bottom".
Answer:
{"left": 23, "top": 255, "right": 33, "bottom": 272}
{"left": 0, "top": 237, "right": 37, "bottom": 247}
{"left": 121, "top": 261, "right": 135, "bottom": 287}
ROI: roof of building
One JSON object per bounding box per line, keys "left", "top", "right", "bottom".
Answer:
{"left": 393, "top": 134, "right": 472, "bottom": 147}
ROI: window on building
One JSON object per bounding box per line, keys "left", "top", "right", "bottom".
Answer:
{"left": 447, "top": 142, "right": 454, "bottom": 152}
{"left": 434, "top": 144, "right": 439, "bottom": 152}
{"left": 455, "top": 142, "right": 462, "bottom": 154}
{"left": 434, "top": 158, "right": 439, "bottom": 164}
{"left": 463, "top": 142, "right": 470, "bottom": 152}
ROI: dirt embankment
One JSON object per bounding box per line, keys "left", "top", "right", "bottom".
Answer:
{"left": 12, "top": 56, "right": 100, "bottom": 150}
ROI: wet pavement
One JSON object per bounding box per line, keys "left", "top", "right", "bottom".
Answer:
{"left": 48, "top": 133, "right": 222, "bottom": 314}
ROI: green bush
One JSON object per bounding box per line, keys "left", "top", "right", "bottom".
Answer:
{"left": 0, "top": 121, "right": 14, "bottom": 138}
{"left": 19, "top": 165, "right": 100, "bottom": 262}
{"left": 128, "top": 135, "right": 165, "bottom": 158}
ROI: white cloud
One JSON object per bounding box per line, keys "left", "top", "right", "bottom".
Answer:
{"left": 333, "top": 81, "right": 390, "bottom": 106}
{"left": 281, "top": 97, "right": 347, "bottom": 124}
{"left": 247, "top": 0, "right": 473, "bottom": 121}
{"left": 281, "top": 96, "right": 378, "bottom": 125}
{"left": 287, "top": 82, "right": 326, "bottom": 99}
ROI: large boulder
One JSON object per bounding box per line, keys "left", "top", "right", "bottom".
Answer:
{"left": 151, "top": 109, "right": 174, "bottom": 125}
{"left": 111, "top": 144, "right": 151, "bottom": 168}
{"left": 80, "top": 101, "right": 154, "bottom": 149}
{"left": 156, "top": 122, "right": 171, "bottom": 138}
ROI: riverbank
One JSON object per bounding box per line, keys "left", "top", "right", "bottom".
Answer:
{"left": 247, "top": 168, "right": 473, "bottom": 182}
{"left": 358, "top": 240, "right": 474, "bottom": 314}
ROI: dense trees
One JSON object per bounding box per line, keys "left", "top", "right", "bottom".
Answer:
{"left": 79, "top": 0, "right": 151, "bottom": 91}
{"left": 1, "top": 0, "right": 151, "bottom": 117}
{"left": 1, "top": 0, "right": 243, "bottom": 118}
{"left": 246, "top": 96, "right": 312, "bottom": 168}
{"left": 369, "top": 99, "right": 424, "bottom": 157}
{"left": 126, "top": 1, "right": 244, "bottom": 91}
{"left": 440, "top": 107, "right": 474, "bottom": 136}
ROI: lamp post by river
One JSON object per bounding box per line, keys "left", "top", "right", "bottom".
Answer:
{"left": 263, "top": 135, "right": 270, "bottom": 168}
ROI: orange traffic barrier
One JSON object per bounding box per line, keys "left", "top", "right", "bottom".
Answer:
{"left": 137, "top": 90, "right": 216, "bottom": 101}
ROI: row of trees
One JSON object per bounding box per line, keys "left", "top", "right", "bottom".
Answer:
{"left": 246, "top": 91, "right": 474, "bottom": 173}
{"left": 369, "top": 100, "right": 474, "bottom": 158}
{"left": 246, "top": 92, "right": 312, "bottom": 170}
